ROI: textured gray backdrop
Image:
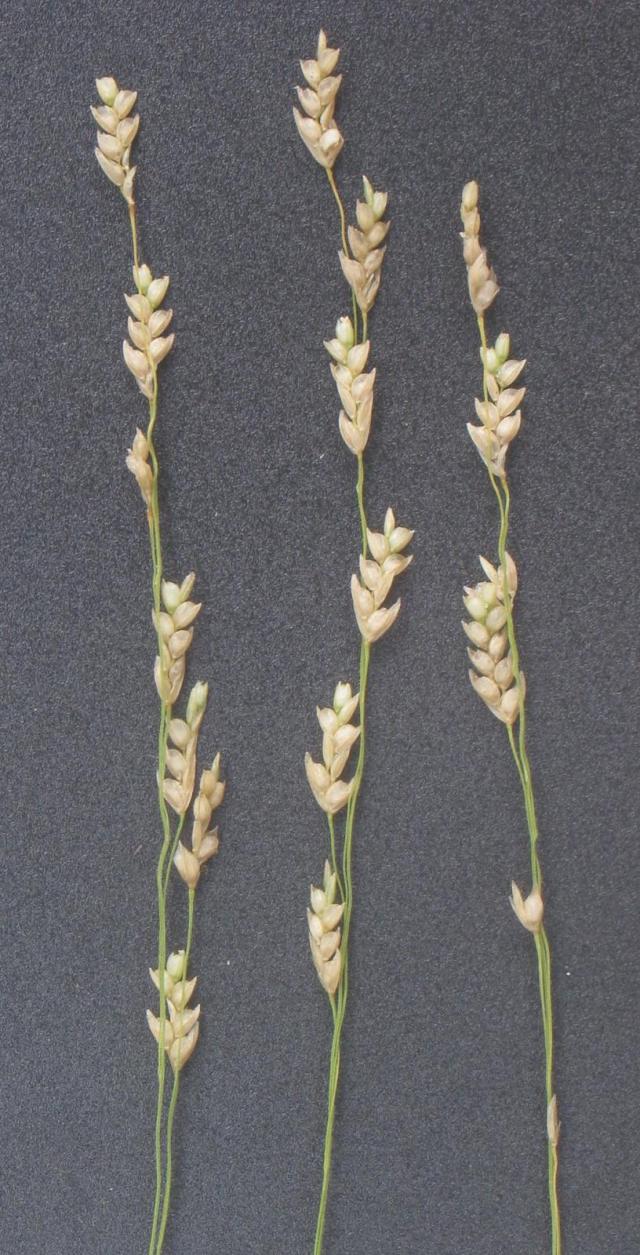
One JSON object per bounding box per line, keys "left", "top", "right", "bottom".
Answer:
{"left": 2, "top": 1, "right": 639, "bottom": 1252}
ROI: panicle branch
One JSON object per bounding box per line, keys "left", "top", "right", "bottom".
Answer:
{"left": 305, "top": 682, "right": 360, "bottom": 816}
{"left": 308, "top": 861, "right": 345, "bottom": 995}
{"left": 147, "top": 951, "right": 200, "bottom": 1072}
{"left": 459, "top": 179, "right": 499, "bottom": 315}
{"left": 462, "top": 552, "right": 525, "bottom": 725}
{"left": 340, "top": 177, "right": 389, "bottom": 313}
{"left": 351, "top": 509, "right": 413, "bottom": 642}
{"left": 293, "top": 30, "right": 344, "bottom": 169}
{"left": 92, "top": 77, "right": 139, "bottom": 206}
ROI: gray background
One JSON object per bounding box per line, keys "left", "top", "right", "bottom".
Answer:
{"left": 2, "top": 1, "right": 639, "bottom": 1252}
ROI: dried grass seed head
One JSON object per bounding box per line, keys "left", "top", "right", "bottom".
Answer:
{"left": 459, "top": 180, "right": 499, "bottom": 316}
{"left": 463, "top": 553, "right": 525, "bottom": 724}
{"left": 147, "top": 953, "right": 201, "bottom": 1071}
{"left": 339, "top": 177, "right": 390, "bottom": 314}
{"left": 467, "top": 332, "right": 526, "bottom": 478}
{"left": 126, "top": 427, "right": 153, "bottom": 505}
{"left": 325, "top": 317, "right": 375, "bottom": 454}
{"left": 510, "top": 881, "right": 544, "bottom": 934}
{"left": 351, "top": 509, "right": 413, "bottom": 643}
{"left": 162, "top": 678, "right": 209, "bottom": 813}
{"left": 123, "top": 266, "right": 175, "bottom": 400}
{"left": 92, "top": 77, "right": 139, "bottom": 206}
{"left": 154, "top": 574, "right": 201, "bottom": 706}
{"left": 308, "top": 859, "right": 344, "bottom": 995}
{"left": 305, "top": 681, "right": 360, "bottom": 814}
{"left": 174, "top": 753, "right": 225, "bottom": 889}
{"left": 293, "top": 30, "right": 344, "bottom": 169}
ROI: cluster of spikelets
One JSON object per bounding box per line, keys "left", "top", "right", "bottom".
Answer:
{"left": 308, "top": 861, "right": 345, "bottom": 995}
{"left": 293, "top": 30, "right": 343, "bottom": 169}
{"left": 340, "top": 178, "right": 389, "bottom": 313}
{"left": 467, "top": 331, "right": 526, "bottom": 479}
{"left": 324, "top": 316, "right": 375, "bottom": 454}
{"left": 153, "top": 575, "right": 201, "bottom": 706}
{"left": 463, "top": 553, "right": 525, "bottom": 725}
{"left": 459, "top": 180, "right": 499, "bottom": 316}
{"left": 92, "top": 77, "right": 139, "bottom": 206}
{"left": 147, "top": 951, "right": 200, "bottom": 1073}
{"left": 460, "top": 183, "right": 526, "bottom": 479}
{"left": 126, "top": 428, "right": 153, "bottom": 506}
{"left": 305, "top": 682, "right": 360, "bottom": 815}
{"left": 174, "top": 754, "right": 225, "bottom": 890}
{"left": 123, "top": 268, "right": 175, "bottom": 400}
{"left": 351, "top": 510, "right": 414, "bottom": 643}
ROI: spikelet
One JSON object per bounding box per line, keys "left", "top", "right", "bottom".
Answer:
{"left": 162, "top": 680, "right": 208, "bottom": 812}
{"left": 463, "top": 553, "right": 525, "bottom": 724}
{"left": 308, "top": 860, "right": 345, "bottom": 995}
{"left": 122, "top": 266, "right": 175, "bottom": 400}
{"left": 510, "top": 881, "right": 544, "bottom": 934}
{"left": 305, "top": 682, "right": 360, "bottom": 814}
{"left": 92, "top": 77, "right": 139, "bottom": 206}
{"left": 147, "top": 951, "right": 200, "bottom": 1072}
{"left": 174, "top": 753, "right": 225, "bottom": 889}
{"left": 293, "top": 30, "right": 344, "bottom": 169}
{"left": 125, "top": 427, "right": 153, "bottom": 505}
{"left": 466, "top": 330, "right": 526, "bottom": 479}
{"left": 339, "top": 177, "right": 390, "bottom": 313}
{"left": 459, "top": 180, "right": 499, "bottom": 316}
{"left": 351, "top": 509, "right": 413, "bottom": 643}
{"left": 324, "top": 316, "right": 375, "bottom": 454}
{"left": 153, "top": 574, "right": 201, "bottom": 706}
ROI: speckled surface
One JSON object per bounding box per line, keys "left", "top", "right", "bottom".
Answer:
{"left": 2, "top": 1, "right": 639, "bottom": 1252}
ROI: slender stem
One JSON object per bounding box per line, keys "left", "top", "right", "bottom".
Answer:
{"left": 313, "top": 443, "right": 371, "bottom": 1254}
{"left": 155, "top": 890, "right": 196, "bottom": 1255}
{"left": 327, "top": 814, "right": 344, "bottom": 901}
{"left": 163, "top": 814, "right": 187, "bottom": 901}
{"left": 326, "top": 168, "right": 359, "bottom": 337}
{"left": 313, "top": 167, "right": 379, "bottom": 1254}
{"left": 477, "top": 315, "right": 561, "bottom": 1254}
{"left": 128, "top": 203, "right": 177, "bottom": 1255}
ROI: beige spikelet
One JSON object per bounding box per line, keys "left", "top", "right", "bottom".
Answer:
{"left": 147, "top": 950, "right": 201, "bottom": 1072}
{"left": 466, "top": 328, "right": 526, "bottom": 478}
{"left": 351, "top": 509, "right": 414, "bottom": 643}
{"left": 324, "top": 315, "right": 376, "bottom": 454}
{"left": 174, "top": 752, "right": 225, "bottom": 889}
{"left": 125, "top": 427, "right": 153, "bottom": 505}
{"left": 293, "top": 30, "right": 344, "bottom": 169}
{"left": 510, "top": 881, "right": 544, "bottom": 934}
{"left": 308, "top": 860, "right": 345, "bottom": 995}
{"left": 463, "top": 553, "right": 525, "bottom": 724}
{"left": 305, "top": 682, "right": 360, "bottom": 814}
{"left": 122, "top": 267, "right": 175, "bottom": 400}
{"left": 92, "top": 77, "right": 139, "bottom": 206}
{"left": 339, "top": 177, "right": 390, "bottom": 313}
{"left": 153, "top": 575, "right": 201, "bottom": 705}
{"left": 162, "top": 680, "right": 208, "bottom": 812}
{"left": 459, "top": 180, "right": 499, "bottom": 316}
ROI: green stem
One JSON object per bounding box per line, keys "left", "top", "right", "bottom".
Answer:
{"left": 327, "top": 814, "right": 344, "bottom": 901}
{"left": 313, "top": 449, "right": 371, "bottom": 1254}
{"left": 155, "top": 889, "right": 196, "bottom": 1255}
{"left": 163, "top": 814, "right": 187, "bottom": 901}
{"left": 477, "top": 315, "right": 561, "bottom": 1254}
{"left": 128, "top": 202, "right": 176, "bottom": 1255}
